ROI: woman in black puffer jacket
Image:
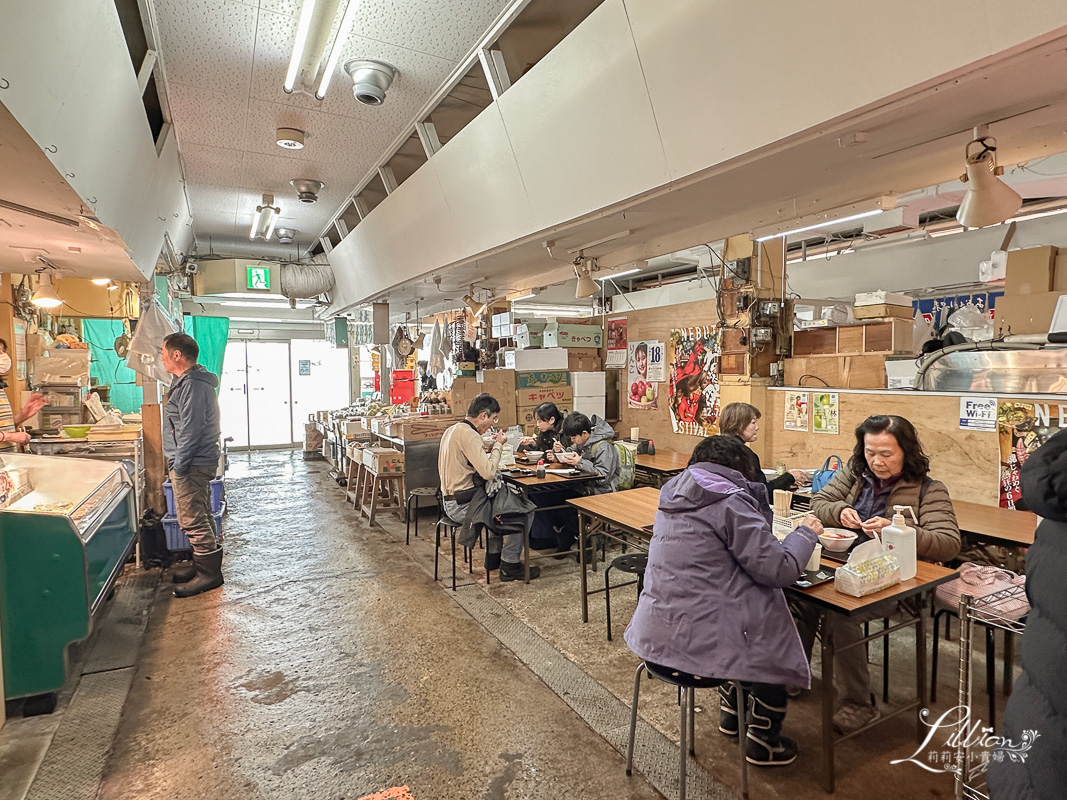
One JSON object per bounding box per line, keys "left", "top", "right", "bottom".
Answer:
{"left": 988, "top": 428, "right": 1067, "bottom": 799}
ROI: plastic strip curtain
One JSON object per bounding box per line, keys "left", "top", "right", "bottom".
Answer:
{"left": 182, "top": 316, "right": 230, "bottom": 387}
{"left": 81, "top": 319, "right": 142, "bottom": 413}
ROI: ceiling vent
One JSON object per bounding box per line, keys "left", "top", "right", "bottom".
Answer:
{"left": 290, "top": 179, "right": 324, "bottom": 203}
{"left": 343, "top": 59, "right": 397, "bottom": 106}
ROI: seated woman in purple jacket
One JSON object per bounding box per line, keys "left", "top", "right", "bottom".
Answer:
{"left": 624, "top": 435, "right": 823, "bottom": 766}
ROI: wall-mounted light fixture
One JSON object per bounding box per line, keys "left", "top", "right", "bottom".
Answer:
{"left": 956, "top": 136, "right": 1023, "bottom": 228}
{"left": 574, "top": 258, "right": 598, "bottom": 299}
{"left": 31, "top": 268, "right": 63, "bottom": 308}
{"left": 249, "top": 194, "right": 281, "bottom": 241}
{"left": 284, "top": 0, "right": 362, "bottom": 100}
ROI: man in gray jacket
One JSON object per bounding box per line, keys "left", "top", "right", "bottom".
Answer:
{"left": 161, "top": 332, "right": 223, "bottom": 597}
{"left": 557, "top": 413, "right": 620, "bottom": 494}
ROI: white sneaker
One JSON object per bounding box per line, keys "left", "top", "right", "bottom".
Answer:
{"left": 833, "top": 699, "right": 879, "bottom": 735}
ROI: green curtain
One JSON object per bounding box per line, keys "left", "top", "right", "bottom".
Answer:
{"left": 183, "top": 316, "right": 230, "bottom": 385}
{"left": 81, "top": 319, "right": 142, "bottom": 414}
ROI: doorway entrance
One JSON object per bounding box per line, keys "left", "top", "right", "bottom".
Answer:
{"left": 219, "top": 340, "right": 350, "bottom": 449}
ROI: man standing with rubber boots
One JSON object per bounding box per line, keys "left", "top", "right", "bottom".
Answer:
{"left": 161, "top": 332, "right": 224, "bottom": 597}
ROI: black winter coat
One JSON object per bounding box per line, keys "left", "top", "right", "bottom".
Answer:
{"left": 725, "top": 435, "right": 796, "bottom": 493}
{"left": 989, "top": 429, "right": 1067, "bottom": 799}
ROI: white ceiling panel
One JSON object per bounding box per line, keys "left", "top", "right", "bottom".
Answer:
{"left": 154, "top": 0, "right": 505, "bottom": 257}
{"left": 168, "top": 83, "right": 250, "bottom": 151}
{"left": 155, "top": 0, "right": 257, "bottom": 99}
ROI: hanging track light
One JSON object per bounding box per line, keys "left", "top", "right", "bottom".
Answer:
{"left": 574, "top": 258, "right": 598, "bottom": 299}
{"left": 956, "top": 136, "right": 1023, "bottom": 229}
{"left": 31, "top": 269, "right": 63, "bottom": 308}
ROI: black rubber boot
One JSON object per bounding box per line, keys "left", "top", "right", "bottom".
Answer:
{"left": 173, "top": 548, "right": 224, "bottom": 598}
{"left": 171, "top": 562, "right": 196, "bottom": 584}
{"left": 484, "top": 552, "right": 502, "bottom": 571}
{"left": 718, "top": 684, "right": 738, "bottom": 738}
{"left": 745, "top": 694, "right": 798, "bottom": 766}
{"left": 499, "top": 561, "right": 540, "bottom": 582}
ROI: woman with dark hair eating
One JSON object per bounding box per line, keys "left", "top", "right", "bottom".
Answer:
{"left": 796, "top": 414, "right": 960, "bottom": 734}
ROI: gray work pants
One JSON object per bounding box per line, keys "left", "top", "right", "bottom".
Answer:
{"left": 444, "top": 498, "right": 523, "bottom": 563}
{"left": 170, "top": 465, "right": 219, "bottom": 555}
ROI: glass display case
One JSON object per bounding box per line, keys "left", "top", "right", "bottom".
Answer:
{"left": 0, "top": 452, "right": 136, "bottom": 701}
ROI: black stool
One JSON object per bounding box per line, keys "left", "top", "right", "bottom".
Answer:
{"left": 605, "top": 553, "right": 647, "bottom": 641}
{"left": 405, "top": 487, "right": 439, "bottom": 544}
{"left": 433, "top": 495, "right": 483, "bottom": 591}
{"left": 626, "top": 661, "right": 749, "bottom": 800}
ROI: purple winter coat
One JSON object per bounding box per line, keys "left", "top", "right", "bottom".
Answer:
{"left": 623, "top": 462, "right": 819, "bottom": 687}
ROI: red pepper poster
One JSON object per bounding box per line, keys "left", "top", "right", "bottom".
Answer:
{"left": 997, "top": 400, "right": 1065, "bottom": 508}
{"left": 667, "top": 327, "right": 721, "bottom": 436}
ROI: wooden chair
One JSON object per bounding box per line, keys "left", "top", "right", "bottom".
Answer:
{"left": 361, "top": 468, "right": 405, "bottom": 525}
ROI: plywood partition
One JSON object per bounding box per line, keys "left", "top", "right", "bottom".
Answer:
{"left": 764, "top": 388, "right": 1001, "bottom": 506}
{"left": 608, "top": 299, "right": 771, "bottom": 460}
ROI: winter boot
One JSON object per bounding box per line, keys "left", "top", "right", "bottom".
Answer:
{"left": 499, "top": 561, "right": 540, "bottom": 582}
{"left": 718, "top": 684, "right": 739, "bottom": 738}
{"left": 173, "top": 548, "right": 224, "bottom": 598}
{"left": 171, "top": 561, "right": 196, "bottom": 584}
{"left": 484, "top": 552, "right": 502, "bottom": 571}
{"left": 745, "top": 694, "right": 798, "bottom": 766}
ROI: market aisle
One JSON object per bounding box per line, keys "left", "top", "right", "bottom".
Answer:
{"left": 97, "top": 450, "right": 664, "bottom": 800}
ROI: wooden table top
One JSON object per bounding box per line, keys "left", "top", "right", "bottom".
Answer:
{"left": 568, "top": 487, "right": 660, "bottom": 535}
{"left": 569, "top": 486, "right": 958, "bottom": 615}
{"left": 952, "top": 500, "right": 1037, "bottom": 546}
{"left": 635, "top": 451, "right": 690, "bottom": 473}
{"left": 793, "top": 560, "right": 958, "bottom": 616}
{"left": 504, "top": 470, "right": 600, "bottom": 489}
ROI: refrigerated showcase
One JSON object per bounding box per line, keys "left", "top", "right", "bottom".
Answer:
{"left": 0, "top": 453, "right": 136, "bottom": 700}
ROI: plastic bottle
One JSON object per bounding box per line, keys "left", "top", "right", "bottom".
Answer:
{"left": 647, "top": 439, "right": 656, "bottom": 455}
{"left": 881, "top": 505, "right": 918, "bottom": 580}
{"left": 536, "top": 460, "right": 546, "bottom": 479}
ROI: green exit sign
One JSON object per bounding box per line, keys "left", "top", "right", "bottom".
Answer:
{"left": 247, "top": 266, "right": 270, "bottom": 290}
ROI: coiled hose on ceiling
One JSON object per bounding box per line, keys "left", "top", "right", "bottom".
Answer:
{"left": 280, "top": 262, "right": 335, "bottom": 299}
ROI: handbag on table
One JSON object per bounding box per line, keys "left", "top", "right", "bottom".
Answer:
{"left": 811, "top": 455, "right": 844, "bottom": 493}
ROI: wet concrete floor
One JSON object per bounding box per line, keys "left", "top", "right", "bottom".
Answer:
{"left": 96, "top": 451, "right": 665, "bottom": 800}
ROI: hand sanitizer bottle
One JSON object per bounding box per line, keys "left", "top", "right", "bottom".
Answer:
{"left": 881, "top": 505, "right": 918, "bottom": 580}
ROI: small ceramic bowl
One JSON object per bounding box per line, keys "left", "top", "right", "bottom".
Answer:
{"left": 525, "top": 450, "right": 544, "bottom": 460}
{"left": 818, "top": 529, "right": 859, "bottom": 552}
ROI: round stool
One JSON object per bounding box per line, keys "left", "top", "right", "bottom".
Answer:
{"left": 604, "top": 552, "right": 648, "bottom": 641}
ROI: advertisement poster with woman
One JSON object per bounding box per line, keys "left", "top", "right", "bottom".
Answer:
{"left": 667, "top": 328, "right": 721, "bottom": 436}
{"left": 627, "top": 340, "right": 663, "bottom": 410}
{"left": 997, "top": 401, "right": 1064, "bottom": 508}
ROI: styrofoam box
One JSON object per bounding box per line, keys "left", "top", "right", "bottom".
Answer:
{"left": 854, "top": 290, "right": 913, "bottom": 307}
{"left": 503, "top": 348, "right": 569, "bottom": 371}
{"left": 885, "top": 358, "right": 919, "bottom": 389}
{"left": 569, "top": 371, "right": 605, "bottom": 395}
{"left": 572, "top": 395, "right": 606, "bottom": 420}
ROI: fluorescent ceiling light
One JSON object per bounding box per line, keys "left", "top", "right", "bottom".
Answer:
{"left": 512, "top": 304, "right": 594, "bottom": 318}
{"left": 90, "top": 278, "right": 111, "bottom": 286}
{"left": 754, "top": 196, "right": 896, "bottom": 242}
{"left": 220, "top": 301, "right": 313, "bottom": 309}
{"left": 31, "top": 272, "right": 63, "bottom": 308}
{"left": 510, "top": 293, "right": 537, "bottom": 302}
{"left": 250, "top": 194, "right": 281, "bottom": 241}
{"left": 597, "top": 267, "right": 642, "bottom": 281}
{"left": 756, "top": 209, "right": 884, "bottom": 242}
{"left": 316, "top": 0, "right": 360, "bottom": 99}
{"left": 227, "top": 316, "right": 321, "bottom": 324}
{"left": 284, "top": 0, "right": 319, "bottom": 92}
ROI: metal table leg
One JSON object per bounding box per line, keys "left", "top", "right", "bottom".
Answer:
{"left": 916, "top": 604, "right": 928, "bottom": 741}
{"left": 821, "top": 612, "right": 836, "bottom": 793}
{"left": 579, "top": 512, "right": 589, "bottom": 623}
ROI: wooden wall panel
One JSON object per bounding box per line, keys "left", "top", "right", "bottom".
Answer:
{"left": 764, "top": 389, "right": 1001, "bottom": 506}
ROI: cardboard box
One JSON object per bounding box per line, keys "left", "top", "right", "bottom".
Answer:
{"left": 1005, "top": 246, "right": 1057, "bottom": 296}
{"left": 567, "top": 347, "right": 603, "bottom": 371}
{"left": 1055, "top": 252, "right": 1067, "bottom": 292}
{"left": 516, "top": 385, "right": 573, "bottom": 407}
{"left": 304, "top": 422, "right": 324, "bottom": 451}
{"left": 884, "top": 358, "right": 919, "bottom": 389}
{"left": 853, "top": 304, "right": 914, "bottom": 321}
{"left": 516, "top": 370, "right": 570, "bottom": 389}
{"left": 515, "top": 331, "right": 543, "bottom": 349}
{"left": 543, "top": 323, "right": 604, "bottom": 349}
{"left": 503, "top": 348, "right": 569, "bottom": 371}
{"left": 370, "top": 417, "right": 389, "bottom": 435}
{"left": 995, "top": 291, "right": 1066, "bottom": 335}
{"left": 572, "top": 395, "right": 606, "bottom": 420}
{"left": 854, "top": 290, "right": 914, "bottom": 307}
{"left": 363, "top": 447, "right": 405, "bottom": 474}
{"left": 569, "top": 371, "right": 606, "bottom": 395}
{"left": 784, "top": 355, "right": 888, "bottom": 389}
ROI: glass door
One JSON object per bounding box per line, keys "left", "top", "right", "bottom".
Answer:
{"left": 219, "top": 341, "right": 250, "bottom": 448}
{"left": 289, "top": 340, "right": 351, "bottom": 442}
{"left": 246, "top": 342, "right": 293, "bottom": 447}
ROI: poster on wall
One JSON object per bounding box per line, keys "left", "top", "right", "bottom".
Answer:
{"left": 606, "top": 318, "right": 628, "bottom": 369}
{"left": 784, "top": 391, "right": 810, "bottom": 432}
{"left": 812, "top": 392, "right": 839, "bottom": 435}
{"left": 627, "top": 340, "right": 664, "bottom": 410}
{"left": 13, "top": 319, "right": 26, "bottom": 381}
{"left": 997, "top": 400, "right": 1065, "bottom": 508}
{"left": 667, "top": 327, "right": 721, "bottom": 436}
{"left": 959, "top": 396, "right": 997, "bottom": 431}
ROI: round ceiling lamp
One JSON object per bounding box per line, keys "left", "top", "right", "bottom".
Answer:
{"left": 31, "top": 272, "right": 63, "bottom": 308}
{"left": 276, "top": 128, "right": 306, "bottom": 150}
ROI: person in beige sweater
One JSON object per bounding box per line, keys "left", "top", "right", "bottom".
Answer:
{"left": 794, "top": 415, "right": 960, "bottom": 734}
{"left": 438, "top": 393, "right": 539, "bottom": 581}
